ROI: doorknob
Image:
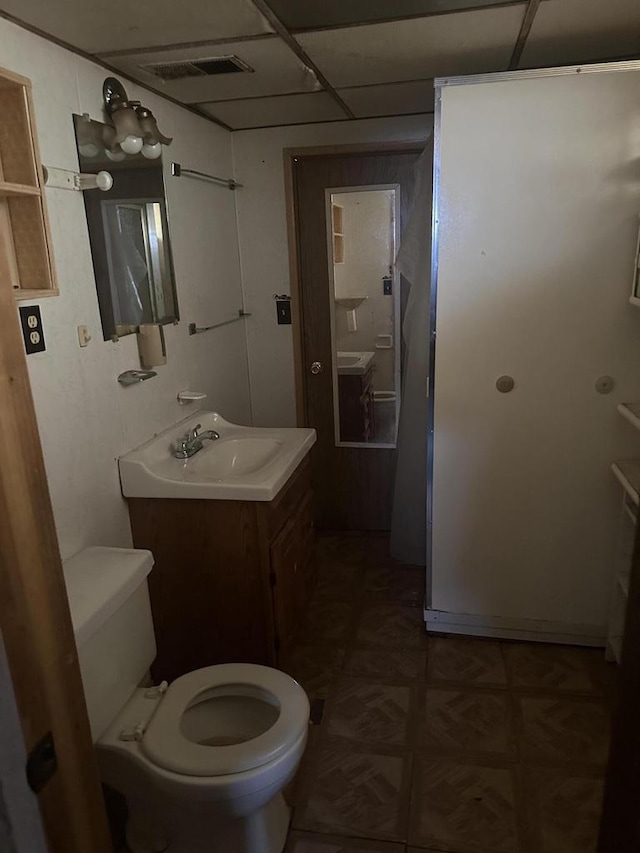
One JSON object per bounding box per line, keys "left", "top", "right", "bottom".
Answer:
{"left": 310, "top": 361, "right": 323, "bottom": 374}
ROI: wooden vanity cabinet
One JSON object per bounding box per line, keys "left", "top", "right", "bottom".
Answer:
{"left": 338, "top": 364, "right": 376, "bottom": 442}
{"left": 127, "top": 457, "right": 315, "bottom": 682}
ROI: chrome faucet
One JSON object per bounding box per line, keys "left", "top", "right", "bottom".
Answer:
{"left": 173, "top": 423, "right": 220, "bottom": 459}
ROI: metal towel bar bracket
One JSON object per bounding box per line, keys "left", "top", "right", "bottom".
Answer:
{"left": 171, "top": 162, "right": 242, "bottom": 190}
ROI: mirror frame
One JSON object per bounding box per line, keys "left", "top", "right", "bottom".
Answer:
{"left": 325, "top": 183, "right": 402, "bottom": 449}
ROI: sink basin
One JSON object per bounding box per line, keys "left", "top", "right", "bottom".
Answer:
{"left": 337, "top": 351, "right": 375, "bottom": 375}
{"left": 191, "top": 438, "right": 281, "bottom": 478}
{"left": 337, "top": 354, "right": 361, "bottom": 367}
{"left": 119, "top": 412, "right": 316, "bottom": 501}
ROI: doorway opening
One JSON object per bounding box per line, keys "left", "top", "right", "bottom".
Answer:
{"left": 285, "top": 143, "right": 425, "bottom": 532}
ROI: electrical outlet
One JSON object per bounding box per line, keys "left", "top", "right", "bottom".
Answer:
{"left": 19, "top": 306, "right": 46, "bottom": 354}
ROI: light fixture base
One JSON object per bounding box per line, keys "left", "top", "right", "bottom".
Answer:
{"left": 103, "top": 77, "right": 129, "bottom": 114}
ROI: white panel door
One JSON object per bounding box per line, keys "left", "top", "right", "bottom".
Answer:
{"left": 431, "top": 66, "right": 640, "bottom": 634}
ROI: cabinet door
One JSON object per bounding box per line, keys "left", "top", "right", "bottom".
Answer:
{"left": 269, "top": 493, "right": 314, "bottom": 654}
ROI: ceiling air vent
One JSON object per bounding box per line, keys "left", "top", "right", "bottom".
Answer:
{"left": 141, "top": 56, "right": 254, "bottom": 81}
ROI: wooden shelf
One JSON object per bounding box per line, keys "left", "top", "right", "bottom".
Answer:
{"left": 0, "top": 180, "right": 40, "bottom": 197}
{"left": 612, "top": 460, "right": 640, "bottom": 506}
{"left": 336, "top": 296, "right": 367, "bottom": 309}
{"left": 0, "top": 65, "right": 57, "bottom": 298}
{"left": 331, "top": 202, "right": 344, "bottom": 264}
{"left": 618, "top": 402, "right": 640, "bottom": 432}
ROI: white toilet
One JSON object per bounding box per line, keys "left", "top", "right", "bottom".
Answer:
{"left": 62, "top": 546, "right": 309, "bottom": 853}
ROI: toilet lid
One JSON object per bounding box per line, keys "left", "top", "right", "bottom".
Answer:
{"left": 141, "top": 663, "right": 309, "bottom": 777}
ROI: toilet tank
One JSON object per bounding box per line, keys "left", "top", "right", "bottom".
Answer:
{"left": 62, "top": 546, "right": 156, "bottom": 741}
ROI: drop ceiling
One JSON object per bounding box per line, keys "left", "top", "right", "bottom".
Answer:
{"left": 1, "top": 0, "right": 639, "bottom": 131}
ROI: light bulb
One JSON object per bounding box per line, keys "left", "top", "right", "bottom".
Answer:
{"left": 96, "top": 170, "right": 114, "bottom": 191}
{"left": 78, "top": 142, "right": 100, "bottom": 158}
{"left": 120, "top": 135, "right": 143, "bottom": 155}
{"left": 76, "top": 170, "right": 113, "bottom": 192}
{"left": 105, "top": 147, "right": 126, "bottom": 162}
{"left": 141, "top": 141, "right": 162, "bottom": 160}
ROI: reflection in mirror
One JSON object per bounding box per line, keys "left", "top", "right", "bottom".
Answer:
{"left": 74, "top": 114, "right": 178, "bottom": 340}
{"left": 101, "top": 200, "right": 170, "bottom": 329}
{"left": 327, "top": 185, "right": 400, "bottom": 448}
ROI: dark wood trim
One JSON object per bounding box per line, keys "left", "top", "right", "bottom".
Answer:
{"left": 195, "top": 77, "right": 436, "bottom": 106}
{"left": 195, "top": 89, "right": 332, "bottom": 106}
{"left": 249, "top": 0, "right": 356, "bottom": 119}
{"left": 228, "top": 111, "right": 434, "bottom": 133}
{"left": 283, "top": 140, "right": 428, "bottom": 425}
{"left": 99, "top": 32, "right": 275, "bottom": 58}
{"left": 285, "top": 140, "right": 429, "bottom": 158}
{"left": 283, "top": 149, "right": 307, "bottom": 426}
{"left": 508, "top": 0, "right": 542, "bottom": 70}
{"left": 0, "top": 244, "right": 111, "bottom": 848}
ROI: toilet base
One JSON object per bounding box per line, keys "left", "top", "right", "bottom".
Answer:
{"left": 126, "top": 791, "right": 291, "bottom": 853}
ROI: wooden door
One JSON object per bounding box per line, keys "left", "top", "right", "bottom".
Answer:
{"left": 0, "top": 253, "right": 111, "bottom": 847}
{"left": 292, "top": 150, "right": 420, "bottom": 530}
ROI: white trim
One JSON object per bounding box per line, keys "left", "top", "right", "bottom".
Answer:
{"left": 435, "top": 58, "right": 640, "bottom": 88}
{"left": 425, "top": 89, "right": 441, "bottom": 605}
{"left": 324, "top": 183, "right": 401, "bottom": 449}
{"left": 424, "top": 607, "right": 606, "bottom": 647}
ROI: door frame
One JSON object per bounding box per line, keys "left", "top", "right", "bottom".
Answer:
{"left": 0, "top": 281, "right": 111, "bottom": 849}
{"left": 283, "top": 140, "right": 429, "bottom": 427}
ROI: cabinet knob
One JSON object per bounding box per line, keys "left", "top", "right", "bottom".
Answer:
{"left": 310, "top": 361, "right": 323, "bottom": 375}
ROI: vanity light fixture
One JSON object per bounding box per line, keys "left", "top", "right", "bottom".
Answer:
{"left": 102, "top": 77, "right": 172, "bottom": 160}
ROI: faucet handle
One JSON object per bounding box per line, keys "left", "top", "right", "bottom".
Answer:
{"left": 187, "top": 423, "right": 202, "bottom": 441}
{"left": 174, "top": 435, "right": 189, "bottom": 455}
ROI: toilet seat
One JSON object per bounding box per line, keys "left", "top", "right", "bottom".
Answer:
{"left": 141, "top": 663, "right": 309, "bottom": 778}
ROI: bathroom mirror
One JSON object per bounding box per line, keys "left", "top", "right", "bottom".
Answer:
{"left": 326, "top": 185, "right": 401, "bottom": 448}
{"left": 74, "top": 114, "right": 178, "bottom": 340}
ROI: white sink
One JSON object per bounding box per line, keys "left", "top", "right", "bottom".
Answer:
{"left": 119, "top": 412, "right": 316, "bottom": 501}
{"left": 337, "top": 351, "right": 375, "bottom": 375}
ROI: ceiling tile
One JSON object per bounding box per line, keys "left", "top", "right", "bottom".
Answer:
{"left": 198, "top": 92, "right": 346, "bottom": 129}
{"left": 269, "top": 0, "right": 524, "bottom": 32}
{"left": 520, "top": 0, "right": 640, "bottom": 68}
{"left": 340, "top": 80, "right": 435, "bottom": 118}
{"left": 0, "top": 0, "right": 273, "bottom": 54}
{"left": 296, "top": 5, "right": 526, "bottom": 88}
{"left": 101, "top": 38, "right": 321, "bottom": 103}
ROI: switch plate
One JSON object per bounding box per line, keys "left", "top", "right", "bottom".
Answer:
{"left": 276, "top": 299, "right": 291, "bottom": 325}
{"left": 383, "top": 277, "right": 393, "bottom": 295}
{"left": 77, "top": 325, "right": 92, "bottom": 347}
{"left": 19, "top": 305, "right": 46, "bottom": 354}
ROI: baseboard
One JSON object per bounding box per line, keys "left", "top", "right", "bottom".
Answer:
{"left": 423, "top": 607, "right": 606, "bottom": 647}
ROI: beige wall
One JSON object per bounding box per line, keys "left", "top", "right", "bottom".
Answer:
{"left": 0, "top": 17, "right": 251, "bottom": 560}
{"left": 0, "top": 14, "right": 431, "bottom": 561}
{"left": 232, "top": 114, "right": 431, "bottom": 426}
